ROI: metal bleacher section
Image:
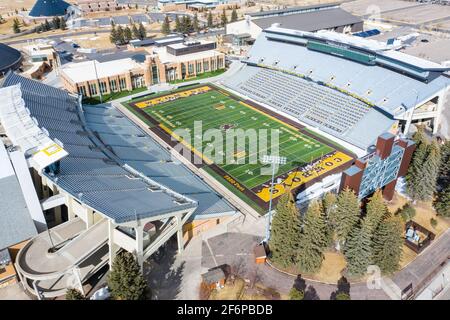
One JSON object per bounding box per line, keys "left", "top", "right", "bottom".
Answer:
{"left": 224, "top": 26, "right": 450, "bottom": 150}
{"left": 82, "top": 104, "right": 236, "bottom": 220}
{"left": 2, "top": 73, "right": 199, "bottom": 224}
{"left": 225, "top": 64, "right": 393, "bottom": 150}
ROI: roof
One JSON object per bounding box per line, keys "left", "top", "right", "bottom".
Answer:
{"left": 1, "top": 73, "right": 198, "bottom": 224}
{"left": 154, "top": 46, "right": 221, "bottom": 64}
{"left": 202, "top": 268, "right": 225, "bottom": 283}
{"left": 61, "top": 58, "right": 143, "bottom": 83}
{"left": 0, "top": 143, "right": 37, "bottom": 250}
{"left": 248, "top": 2, "right": 341, "bottom": 18}
{"left": 252, "top": 8, "right": 362, "bottom": 32}
{"left": 29, "top": 0, "right": 70, "bottom": 17}
{"left": 250, "top": 27, "right": 450, "bottom": 115}
{"left": 0, "top": 43, "right": 22, "bottom": 74}
{"left": 82, "top": 104, "right": 236, "bottom": 220}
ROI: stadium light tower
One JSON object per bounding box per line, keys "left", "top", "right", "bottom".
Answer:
{"left": 262, "top": 155, "right": 286, "bottom": 242}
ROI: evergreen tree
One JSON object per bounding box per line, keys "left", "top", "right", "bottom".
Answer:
{"left": 297, "top": 200, "right": 328, "bottom": 273}
{"left": 161, "top": 16, "right": 171, "bottom": 35}
{"left": 138, "top": 22, "right": 146, "bottom": 40}
{"left": 193, "top": 13, "right": 199, "bottom": 32}
{"left": 12, "top": 18, "right": 21, "bottom": 33}
{"left": 174, "top": 15, "right": 181, "bottom": 32}
{"left": 221, "top": 9, "right": 228, "bottom": 27}
{"left": 322, "top": 192, "right": 337, "bottom": 246}
{"left": 116, "top": 25, "right": 125, "bottom": 45}
{"left": 364, "top": 190, "right": 388, "bottom": 235}
{"left": 107, "top": 251, "right": 148, "bottom": 300}
{"left": 372, "top": 215, "right": 403, "bottom": 274}
{"left": 65, "top": 288, "right": 86, "bottom": 300}
{"left": 398, "top": 202, "right": 416, "bottom": 222}
{"left": 207, "top": 11, "right": 213, "bottom": 28}
{"left": 124, "top": 26, "right": 132, "bottom": 42}
{"left": 289, "top": 287, "right": 304, "bottom": 300}
{"left": 330, "top": 188, "right": 360, "bottom": 245}
{"left": 344, "top": 220, "right": 372, "bottom": 277}
{"left": 109, "top": 25, "right": 118, "bottom": 44}
{"left": 343, "top": 192, "right": 387, "bottom": 277}
{"left": 132, "top": 23, "right": 139, "bottom": 39}
{"left": 335, "top": 292, "right": 351, "bottom": 300}
{"left": 44, "top": 19, "right": 51, "bottom": 31}
{"left": 438, "top": 140, "right": 450, "bottom": 188}
{"left": 184, "top": 15, "right": 192, "bottom": 33}
{"left": 60, "top": 18, "right": 67, "bottom": 30}
{"left": 406, "top": 128, "right": 429, "bottom": 201}
{"left": 420, "top": 139, "right": 441, "bottom": 201}
{"left": 268, "top": 192, "right": 302, "bottom": 268}
{"left": 231, "top": 8, "right": 238, "bottom": 22}
{"left": 434, "top": 185, "right": 450, "bottom": 217}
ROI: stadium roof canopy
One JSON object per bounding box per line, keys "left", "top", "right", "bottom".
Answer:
{"left": 0, "top": 44, "right": 22, "bottom": 75}
{"left": 29, "top": 0, "right": 70, "bottom": 17}
{"left": 252, "top": 8, "right": 362, "bottom": 32}
{"left": 0, "top": 73, "right": 235, "bottom": 223}
{"left": 0, "top": 143, "right": 37, "bottom": 249}
{"left": 1, "top": 73, "right": 199, "bottom": 224}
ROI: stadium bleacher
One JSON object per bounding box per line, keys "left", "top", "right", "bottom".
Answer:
{"left": 1, "top": 73, "right": 234, "bottom": 223}
{"left": 226, "top": 65, "right": 373, "bottom": 145}
{"left": 3, "top": 73, "right": 197, "bottom": 223}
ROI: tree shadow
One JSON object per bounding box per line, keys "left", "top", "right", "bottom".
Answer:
{"left": 304, "top": 285, "right": 320, "bottom": 300}
{"left": 144, "top": 239, "right": 185, "bottom": 300}
{"left": 330, "top": 276, "right": 351, "bottom": 300}
{"left": 293, "top": 274, "right": 307, "bottom": 292}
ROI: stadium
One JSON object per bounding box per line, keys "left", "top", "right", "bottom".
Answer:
{"left": 0, "top": 25, "right": 449, "bottom": 298}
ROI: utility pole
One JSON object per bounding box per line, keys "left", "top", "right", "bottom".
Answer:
{"left": 93, "top": 60, "right": 103, "bottom": 104}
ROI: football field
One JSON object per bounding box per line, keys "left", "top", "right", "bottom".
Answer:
{"left": 126, "top": 85, "right": 353, "bottom": 207}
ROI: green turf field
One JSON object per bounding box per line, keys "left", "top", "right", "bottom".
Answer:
{"left": 134, "top": 86, "right": 335, "bottom": 190}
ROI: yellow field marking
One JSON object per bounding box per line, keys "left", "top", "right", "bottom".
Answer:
{"left": 234, "top": 150, "right": 247, "bottom": 159}
{"left": 214, "top": 103, "right": 226, "bottom": 110}
{"left": 152, "top": 112, "right": 176, "bottom": 128}
{"left": 159, "top": 123, "right": 213, "bottom": 165}
{"left": 239, "top": 101, "right": 299, "bottom": 131}
{"left": 136, "top": 86, "right": 212, "bottom": 108}
{"left": 219, "top": 90, "right": 230, "bottom": 96}
{"left": 256, "top": 151, "right": 353, "bottom": 202}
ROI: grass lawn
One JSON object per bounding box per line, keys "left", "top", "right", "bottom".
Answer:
{"left": 125, "top": 84, "right": 353, "bottom": 208}
{"left": 139, "top": 87, "right": 333, "bottom": 189}
{"left": 168, "top": 69, "right": 226, "bottom": 85}
{"left": 83, "top": 87, "right": 148, "bottom": 105}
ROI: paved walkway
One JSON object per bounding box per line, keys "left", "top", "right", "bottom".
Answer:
{"left": 190, "top": 216, "right": 450, "bottom": 300}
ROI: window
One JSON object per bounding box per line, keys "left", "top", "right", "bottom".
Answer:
{"left": 211, "top": 59, "right": 216, "bottom": 70}
{"left": 196, "top": 62, "right": 202, "bottom": 73}
{"left": 151, "top": 65, "right": 159, "bottom": 84}
{"left": 119, "top": 78, "right": 127, "bottom": 90}
{"left": 78, "top": 85, "right": 87, "bottom": 97}
{"left": 203, "top": 61, "right": 209, "bottom": 72}
{"left": 99, "top": 81, "right": 107, "bottom": 94}
{"left": 188, "top": 63, "right": 194, "bottom": 75}
{"left": 218, "top": 58, "right": 224, "bottom": 68}
{"left": 89, "top": 83, "right": 97, "bottom": 95}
